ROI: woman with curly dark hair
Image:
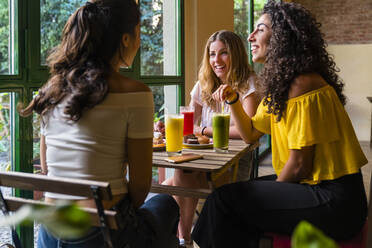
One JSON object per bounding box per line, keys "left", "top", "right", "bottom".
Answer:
{"left": 191, "top": 1, "right": 368, "bottom": 247}
{"left": 21, "top": 0, "right": 179, "bottom": 247}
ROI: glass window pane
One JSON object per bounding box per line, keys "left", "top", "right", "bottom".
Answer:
{"left": 141, "top": 0, "right": 180, "bottom": 76}
{"left": 40, "top": 0, "right": 85, "bottom": 65}
{"left": 253, "top": 0, "right": 266, "bottom": 27}
{"left": 32, "top": 91, "right": 42, "bottom": 247}
{"left": 234, "top": 0, "right": 249, "bottom": 50}
{"left": 0, "top": 92, "right": 15, "bottom": 246}
{"left": 0, "top": 93, "right": 11, "bottom": 172}
{"left": 0, "top": 0, "right": 18, "bottom": 75}
{"left": 149, "top": 85, "right": 178, "bottom": 185}
{"left": 151, "top": 85, "right": 165, "bottom": 116}
{"left": 234, "top": 0, "right": 265, "bottom": 50}
{"left": 150, "top": 84, "right": 178, "bottom": 116}
{"left": 32, "top": 91, "right": 41, "bottom": 174}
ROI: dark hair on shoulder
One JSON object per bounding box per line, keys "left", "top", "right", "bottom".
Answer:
{"left": 20, "top": 0, "right": 140, "bottom": 121}
{"left": 260, "top": 0, "right": 345, "bottom": 121}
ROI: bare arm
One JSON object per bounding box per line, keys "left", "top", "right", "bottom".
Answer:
{"left": 40, "top": 135, "right": 47, "bottom": 175}
{"left": 277, "top": 74, "right": 326, "bottom": 182}
{"left": 277, "top": 146, "right": 315, "bottom": 182}
{"left": 229, "top": 92, "right": 260, "bottom": 139}
{"left": 191, "top": 99, "right": 202, "bottom": 127}
{"left": 127, "top": 138, "right": 153, "bottom": 208}
{"left": 194, "top": 91, "right": 260, "bottom": 139}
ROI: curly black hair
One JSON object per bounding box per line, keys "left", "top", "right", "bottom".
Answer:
{"left": 260, "top": 0, "right": 345, "bottom": 121}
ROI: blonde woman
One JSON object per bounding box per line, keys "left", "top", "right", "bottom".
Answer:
{"left": 165, "top": 30, "right": 259, "bottom": 247}
{"left": 192, "top": 30, "right": 259, "bottom": 137}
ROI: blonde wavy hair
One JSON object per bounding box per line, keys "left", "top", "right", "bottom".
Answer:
{"left": 198, "top": 30, "right": 254, "bottom": 110}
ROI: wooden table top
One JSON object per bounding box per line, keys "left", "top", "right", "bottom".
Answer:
{"left": 152, "top": 139, "right": 258, "bottom": 173}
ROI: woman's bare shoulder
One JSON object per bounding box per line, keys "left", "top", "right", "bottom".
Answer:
{"left": 289, "top": 73, "right": 327, "bottom": 99}
{"left": 108, "top": 73, "right": 151, "bottom": 93}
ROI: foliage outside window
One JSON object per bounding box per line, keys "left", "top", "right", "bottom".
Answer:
{"left": 0, "top": 0, "right": 18, "bottom": 75}
{"left": 141, "top": 0, "right": 163, "bottom": 76}
{"left": 234, "top": 0, "right": 266, "bottom": 50}
{"left": 0, "top": 0, "right": 10, "bottom": 74}
{"left": 40, "top": 0, "right": 85, "bottom": 64}
{"left": 0, "top": 93, "right": 10, "bottom": 171}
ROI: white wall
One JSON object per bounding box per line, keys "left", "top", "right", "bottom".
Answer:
{"left": 328, "top": 44, "right": 372, "bottom": 141}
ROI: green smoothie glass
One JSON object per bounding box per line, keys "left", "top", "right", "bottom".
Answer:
{"left": 212, "top": 113, "right": 230, "bottom": 153}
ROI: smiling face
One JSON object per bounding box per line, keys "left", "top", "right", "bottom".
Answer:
{"left": 248, "top": 14, "right": 272, "bottom": 64}
{"left": 209, "top": 40, "right": 230, "bottom": 83}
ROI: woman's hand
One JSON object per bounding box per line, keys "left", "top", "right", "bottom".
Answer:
{"left": 212, "top": 84, "right": 236, "bottom": 102}
{"left": 194, "top": 125, "right": 203, "bottom": 136}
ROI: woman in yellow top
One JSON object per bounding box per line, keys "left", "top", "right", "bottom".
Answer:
{"left": 192, "top": 1, "right": 368, "bottom": 247}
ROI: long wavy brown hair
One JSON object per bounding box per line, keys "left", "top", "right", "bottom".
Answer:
{"left": 260, "top": 0, "right": 345, "bottom": 121}
{"left": 20, "top": 0, "right": 140, "bottom": 121}
{"left": 198, "top": 30, "right": 255, "bottom": 110}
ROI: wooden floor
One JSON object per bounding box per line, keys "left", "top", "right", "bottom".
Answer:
{"left": 259, "top": 141, "right": 372, "bottom": 201}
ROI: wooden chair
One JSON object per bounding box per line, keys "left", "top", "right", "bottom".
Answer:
{"left": 0, "top": 171, "right": 122, "bottom": 248}
{"left": 259, "top": 171, "right": 372, "bottom": 248}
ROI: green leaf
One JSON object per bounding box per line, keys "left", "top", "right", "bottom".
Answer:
{"left": 5, "top": 163, "right": 11, "bottom": 171}
{"left": 291, "top": 221, "right": 338, "bottom": 248}
{"left": 0, "top": 200, "right": 91, "bottom": 239}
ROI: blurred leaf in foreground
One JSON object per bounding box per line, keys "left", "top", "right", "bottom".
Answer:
{"left": 292, "top": 220, "right": 338, "bottom": 248}
{"left": 0, "top": 200, "right": 91, "bottom": 239}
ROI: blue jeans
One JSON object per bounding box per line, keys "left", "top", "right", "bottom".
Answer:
{"left": 38, "top": 194, "right": 179, "bottom": 248}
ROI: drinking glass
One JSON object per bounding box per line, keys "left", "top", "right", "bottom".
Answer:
{"left": 180, "top": 106, "right": 194, "bottom": 136}
{"left": 165, "top": 114, "right": 184, "bottom": 156}
{"left": 212, "top": 112, "right": 230, "bottom": 153}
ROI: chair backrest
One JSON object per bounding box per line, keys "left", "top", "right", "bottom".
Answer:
{"left": 0, "top": 171, "right": 120, "bottom": 229}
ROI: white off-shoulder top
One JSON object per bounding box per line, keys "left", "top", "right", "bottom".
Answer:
{"left": 41, "top": 92, "right": 154, "bottom": 200}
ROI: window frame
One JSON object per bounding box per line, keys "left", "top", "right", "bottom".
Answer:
{"left": 0, "top": 0, "right": 185, "bottom": 246}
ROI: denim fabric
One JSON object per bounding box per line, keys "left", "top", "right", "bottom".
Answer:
{"left": 37, "top": 194, "right": 179, "bottom": 248}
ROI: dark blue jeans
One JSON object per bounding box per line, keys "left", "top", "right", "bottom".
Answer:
{"left": 38, "top": 194, "right": 179, "bottom": 248}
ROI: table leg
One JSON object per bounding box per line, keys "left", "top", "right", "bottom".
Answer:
{"left": 206, "top": 172, "right": 214, "bottom": 190}
{"left": 231, "top": 161, "right": 239, "bottom": 182}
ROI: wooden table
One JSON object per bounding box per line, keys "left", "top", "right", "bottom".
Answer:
{"left": 150, "top": 139, "right": 259, "bottom": 198}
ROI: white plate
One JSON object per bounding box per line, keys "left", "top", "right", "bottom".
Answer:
{"left": 183, "top": 143, "right": 213, "bottom": 149}
{"left": 153, "top": 143, "right": 166, "bottom": 151}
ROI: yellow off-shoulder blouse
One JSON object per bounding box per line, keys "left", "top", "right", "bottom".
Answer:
{"left": 252, "top": 85, "right": 368, "bottom": 184}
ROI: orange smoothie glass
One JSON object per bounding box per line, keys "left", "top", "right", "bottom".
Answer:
{"left": 165, "top": 114, "right": 184, "bottom": 156}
